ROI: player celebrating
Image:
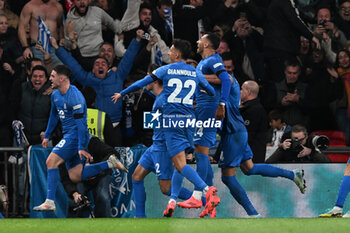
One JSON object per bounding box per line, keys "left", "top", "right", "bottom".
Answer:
{"left": 112, "top": 39, "right": 219, "bottom": 217}
{"left": 177, "top": 33, "right": 231, "bottom": 216}
{"left": 33, "top": 65, "right": 127, "bottom": 211}
{"left": 132, "top": 79, "right": 205, "bottom": 217}
{"left": 199, "top": 74, "right": 306, "bottom": 217}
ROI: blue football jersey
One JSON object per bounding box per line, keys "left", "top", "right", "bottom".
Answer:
{"left": 151, "top": 93, "right": 167, "bottom": 151}
{"left": 45, "top": 85, "right": 90, "bottom": 149}
{"left": 196, "top": 53, "right": 226, "bottom": 107}
{"left": 151, "top": 61, "right": 214, "bottom": 115}
{"left": 221, "top": 77, "right": 247, "bottom": 134}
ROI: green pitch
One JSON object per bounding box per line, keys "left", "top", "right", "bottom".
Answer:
{"left": 1, "top": 218, "right": 350, "bottom": 233}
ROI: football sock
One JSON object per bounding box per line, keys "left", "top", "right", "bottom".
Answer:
{"left": 81, "top": 161, "right": 109, "bottom": 181}
{"left": 167, "top": 187, "right": 193, "bottom": 201}
{"left": 181, "top": 165, "right": 207, "bottom": 191}
{"left": 206, "top": 159, "right": 214, "bottom": 186}
{"left": 47, "top": 168, "right": 59, "bottom": 201}
{"left": 246, "top": 164, "right": 294, "bottom": 180}
{"left": 335, "top": 175, "right": 350, "bottom": 208}
{"left": 222, "top": 175, "right": 258, "bottom": 216}
{"left": 132, "top": 180, "right": 146, "bottom": 218}
{"left": 194, "top": 153, "right": 209, "bottom": 191}
{"left": 170, "top": 170, "right": 184, "bottom": 201}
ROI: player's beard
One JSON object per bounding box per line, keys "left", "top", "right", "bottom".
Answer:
{"left": 42, "top": 0, "right": 50, "bottom": 3}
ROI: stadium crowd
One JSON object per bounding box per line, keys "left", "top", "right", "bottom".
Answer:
{"left": 1, "top": 0, "right": 350, "bottom": 218}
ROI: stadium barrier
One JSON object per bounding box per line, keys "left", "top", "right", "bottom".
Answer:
{"left": 28, "top": 145, "right": 350, "bottom": 218}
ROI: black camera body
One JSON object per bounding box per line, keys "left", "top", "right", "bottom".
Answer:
{"left": 290, "top": 137, "right": 303, "bottom": 151}
{"left": 319, "top": 19, "right": 327, "bottom": 26}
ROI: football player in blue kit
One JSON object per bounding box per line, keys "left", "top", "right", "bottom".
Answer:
{"left": 132, "top": 79, "right": 204, "bottom": 218}
{"left": 177, "top": 34, "right": 231, "bottom": 218}
{"left": 204, "top": 74, "right": 306, "bottom": 218}
{"left": 112, "top": 39, "right": 220, "bottom": 217}
{"left": 33, "top": 65, "right": 127, "bottom": 212}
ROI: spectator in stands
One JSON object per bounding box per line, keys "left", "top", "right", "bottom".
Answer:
{"left": 263, "top": 0, "right": 320, "bottom": 83}
{"left": 116, "top": 1, "right": 170, "bottom": 74}
{"left": 64, "top": 0, "right": 121, "bottom": 71}
{"left": 216, "top": 39, "right": 230, "bottom": 55}
{"left": 298, "top": 36, "right": 313, "bottom": 69}
{"left": 212, "top": 23, "right": 230, "bottom": 40}
{"left": 333, "top": 49, "right": 350, "bottom": 145}
{"left": 99, "top": 42, "right": 118, "bottom": 71}
{"left": 9, "top": 65, "right": 55, "bottom": 215}
{"left": 94, "top": 0, "right": 120, "bottom": 44}
{"left": 240, "top": 80, "right": 268, "bottom": 163}
{"left": 0, "top": 14, "right": 23, "bottom": 74}
{"left": 9, "top": 65, "right": 53, "bottom": 145}
{"left": 0, "top": 40, "right": 17, "bottom": 147}
{"left": 265, "top": 124, "right": 331, "bottom": 163}
{"left": 0, "top": 0, "right": 19, "bottom": 29}
{"left": 312, "top": 6, "right": 347, "bottom": 64}
{"left": 275, "top": 59, "right": 308, "bottom": 127}
{"left": 18, "top": 0, "right": 64, "bottom": 66}
{"left": 151, "top": 0, "right": 173, "bottom": 47}
{"left": 334, "top": 0, "right": 350, "bottom": 40}
{"left": 172, "top": 0, "right": 215, "bottom": 56}
{"left": 303, "top": 47, "right": 338, "bottom": 132}
{"left": 51, "top": 30, "right": 143, "bottom": 146}
{"left": 223, "top": 17, "right": 264, "bottom": 84}
{"left": 266, "top": 109, "right": 292, "bottom": 158}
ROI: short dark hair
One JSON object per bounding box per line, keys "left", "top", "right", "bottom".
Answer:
{"left": 173, "top": 39, "right": 192, "bottom": 60}
{"left": 268, "top": 109, "right": 284, "bottom": 122}
{"left": 139, "top": 3, "right": 152, "bottom": 13}
{"left": 205, "top": 33, "right": 221, "bottom": 50}
{"left": 53, "top": 65, "right": 72, "bottom": 81}
{"left": 157, "top": 0, "right": 173, "bottom": 7}
{"left": 26, "top": 58, "right": 43, "bottom": 71}
{"left": 31, "top": 65, "right": 48, "bottom": 78}
{"left": 284, "top": 57, "right": 301, "bottom": 70}
{"left": 291, "top": 124, "right": 308, "bottom": 137}
{"left": 94, "top": 56, "right": 110, "bottom": 66}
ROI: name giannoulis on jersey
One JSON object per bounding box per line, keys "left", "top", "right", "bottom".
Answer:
{"left": 167, "top": 69, "right": 196, "bottom": 77}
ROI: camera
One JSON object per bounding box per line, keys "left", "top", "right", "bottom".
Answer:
{"left": 311, "top": 135, "right": 330, "bottom": 150}
{"left": 73, "top": 195, "right": 95, "bottom": 218}
{"left": 290, "top": 137, "right": 302, "bottom": 150}
{"left": 319, "top": 19, "right": 327, "bottom": 26}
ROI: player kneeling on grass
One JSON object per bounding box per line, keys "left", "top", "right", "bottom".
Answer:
{"left": 33, "top": 65, "right": 127, "bottom": 212}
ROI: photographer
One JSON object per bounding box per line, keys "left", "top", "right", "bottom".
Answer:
{"left": 312, "top": 6, "right": 347, "bottom": 64}
{"left": 265, "top": 124, "right": 331, "bottom": 163}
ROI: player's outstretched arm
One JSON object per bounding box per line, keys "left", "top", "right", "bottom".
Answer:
{"left": 197, "top": 72, "right": 215, "bottom": 96}
{"left": 112, "top": 75, "right": 155, "bottom": 103}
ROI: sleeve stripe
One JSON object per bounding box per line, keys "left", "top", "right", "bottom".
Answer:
{"left": 216, "top": 70, "right": 224, "bottom": 76}
{"left": 150, "top": 73, "right": 159, "bottom": 81}
{"left": 74, "top": 113, "right": 84, "bottom": 119}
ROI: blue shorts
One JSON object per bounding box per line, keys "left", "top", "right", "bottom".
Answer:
{"left": 138, "top": 145, "right": 174, "bottom": 180}
{"left": 218, "top": 132, "right": 253, "bottom": 168}
{"left": 193, "top": 106, "right": 219, "bottom": 147}
{"left": 52, "top": 138, "right": 85, "bottom": 170}
{"left": 164, "top": 127, "right": 194, "bottom": 157}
